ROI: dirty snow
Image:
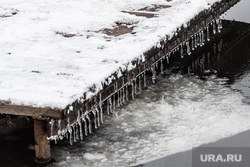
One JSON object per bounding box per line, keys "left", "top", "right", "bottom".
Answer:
{"left": 0, "top": 0, "right": 220, "bottom": 109}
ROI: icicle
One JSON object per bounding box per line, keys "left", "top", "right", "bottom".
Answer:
{"left": 67, "top": 118, "right": 73, "bottom": 145}
{"left": 126, "top": 85, "right": 129, "bottom": 101}
{"left": 49, "top": 119, "right": 55, "bottom": 138}
{"left": 217, "top": 19, "right": 222, "bottom": 33}
{"left": 180, "top": 43, "right": 184, "bottom": 58}
{"left": 122, "top": 87, "right": 126, "bottom": 103}
{"left": 58, "top": 120, "right": 64, "bottom": 140}
{"left": 76, "top": 123, "right": 79, "bottom": 140}
{"left": 207, "top": 26, "right": 210, "bottom": 41}
{"left": 92, "top": 110, "right": 97, "bottom": 129}
{"left": 120, "top": 90, "right": 123, "bottom": 105}
{"left": 166, "top": 54, "right": 169, "bottom": 64}
{"left": 151, "top": 65, "right": 156, "bottom": 84}
{"left": 73, "top": 124, "right": 76, "bottom": 142}
{"left": 202, "top": 30, "right": 205, "bottom": 45}
{"left": 57, "top": 119, "right": 61, "bottom": 136}
{"left": 117, "top": 90, "right": 120, "bottom": 107}
{"left": 107, "top": 98, "right": 110, "bottom": 115}
{"left": 134, "top": 78, "right": 137, "bottom": 94}
{"left": 200, "top": 32, "right": 203, "bottom": 46}
{"left": 99, "top": 93, "right": 103, "bottom": 124}
{"left": 131, "top": 80, "right": 135, "bottom": 99}
{"left": 194, "top": 34, "right": 197, "bottom": 48}
{"left": 197, "top": 33, "right": 200, "bottom": 46}
{"left": 96, "top": 107, "right": 100, "bottom": 127}
{"left": 112, "top": 94, "right": 116, "bottom": 111}
{"left": 82, "top": 115, "right": 88, "bottom": 136}
{"left": 65, "top": 131, "right": 69, "bottom": 140}
{"left": 54, "top": 138, "right": 57, "bottom": 144}
{"left": 160, "top": 60, "right": 164, "bottom": 74}
{"left": 77, "top": 110, "right": 83, "bottom": 140}
{"left": 86, "top": 114, "right": 92, "bottom": 134}
{"left": 186, "top": 40, "right": 191, "bottom": 55}
{"left": 192, "top": 36, "right": 195, "bottom": 50}
{"left": 109, "top": 97, "right": 113, "bottom": 113}
{"left": 139, "top": 76, "right": 142, "bottom": 91}
{"left": 213, "top": 20, "right": 216, "bottom": 34}
{"left": 143, "top": 72, "right": 147, "bottom": 87}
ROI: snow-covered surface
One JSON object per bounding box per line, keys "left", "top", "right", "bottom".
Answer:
{"left": 51, "top": 74, "right": 250, "bottom": 166}
{"left": 0, "top": 0, "right": 220, "bottom": 109}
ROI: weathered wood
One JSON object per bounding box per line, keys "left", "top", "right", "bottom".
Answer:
{"left": 34, "top": 119, "right": 51, "bottom": 163}
{"left": 0, "top": 102, "right": 63, "bottom": 119}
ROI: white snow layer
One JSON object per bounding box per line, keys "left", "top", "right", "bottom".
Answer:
{"left": 0, "top": 0, "right": 220, "bottom": 109}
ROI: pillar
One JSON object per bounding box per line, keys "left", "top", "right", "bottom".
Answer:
{"left": 34, "top": 119, "right": 51, "bottom": 163}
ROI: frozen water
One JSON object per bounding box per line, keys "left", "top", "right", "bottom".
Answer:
{"left": 52, "top": 74, "right": 250, "bottom": 167}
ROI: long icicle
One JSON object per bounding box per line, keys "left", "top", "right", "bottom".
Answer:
{"left": 73, "top": 124, "right": 76, "bottom": 142}
{"left": 99, "top": 93, "right": 104, "bottom": 123}
{"left": 139, "top": 76, "right": 142, "bottom": 91}
{"left": 134, "top": 78, "right": 137, "bottom": 94}
{"left": 117, "top": 90, "right": 120, "bottom": 107}
{"left": 144, "top": 72, "right": 147, "bottom": 87}
{"left": 92, "top": 109, "right": 97, "bottom": 129}
{"left": 192, "top": 36, "right": 195, "bottom": 50}
{"left": 126, "top": 85, "right": 129, "bottom": 101}
{"left": 180, "top": 43, "right": 184, "bottom": 58}
{"left": 78, "top": 110, "right": 84, "bottom": 140}
{"left": 131, "top": 80, "right": 135, "bottom": 99}
{"left": 152, "top": 65, "right": 156, "bottom": 84}
{"left": 96, "top": 107, "right": 100, "bottom": 127}
{"left": 109, "top": 97, "right": 113, "bottom": 114}
{"left": 67, "top": 117, "right": 73, "bottom": 145}
{"left": 76, "top": 123, "right": 79, "bottom": 140}
{"left": 82, "top": 114, "right": 88, "bottom": 136}
{"left": 207, "top": 26, "right": 210, "bottom": 41}
{"left": 123, "top": 87, "right": 126, "bottom": 103}
{"left": 160, "top": 60, "right": 164, "bottom": 74}
{"left": 213, "top": 20, "right": 216, "bottom": 34}
{"left": 113, "top": 94, "right": 116, "bottom": 111}
{"left": 107, "top": 98, "right": 110, "bottom": 115}
{"left": 186, "top": 40, "right": 191, "bottom": 55}
{"left": 119, "top": 89, "right": 122, "bottom": 105}
{"left": 86, "top": 114, "right": 92, "bottom": 134}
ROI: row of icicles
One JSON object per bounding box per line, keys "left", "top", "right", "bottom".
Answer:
{"left": 47, "top": 18, "right": 222, "bottom": 145}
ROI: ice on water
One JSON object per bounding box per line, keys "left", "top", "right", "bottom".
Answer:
{"left": 52, "top": 74, "right": 250, "bottom": 167}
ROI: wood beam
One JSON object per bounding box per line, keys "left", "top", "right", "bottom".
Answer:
{"left": 0, "top": 102, "right": 63, "bottom": 119}
{"left": 34, "top": 119, "right": 51, "bottom": 163}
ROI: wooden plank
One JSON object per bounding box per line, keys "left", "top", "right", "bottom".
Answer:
{"left": 34, "top": 119, "right": 51, "bottom": 163}
{"left": 0, "top": 102, "right": 63, "bottom": 119}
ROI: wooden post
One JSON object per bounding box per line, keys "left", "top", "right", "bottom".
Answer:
{"left": 34, "top": 119, "right": 51, "bottom": 163}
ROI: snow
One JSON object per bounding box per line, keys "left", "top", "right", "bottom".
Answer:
{"left": 0, "top": 0, "right": 220, "bottom": 109}
{"left": 51, "top": 74, "right": 250, "bottom": 166}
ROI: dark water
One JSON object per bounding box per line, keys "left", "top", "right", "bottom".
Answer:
{"left": 0, "top": 0, "right": 250, "bottom": 166}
